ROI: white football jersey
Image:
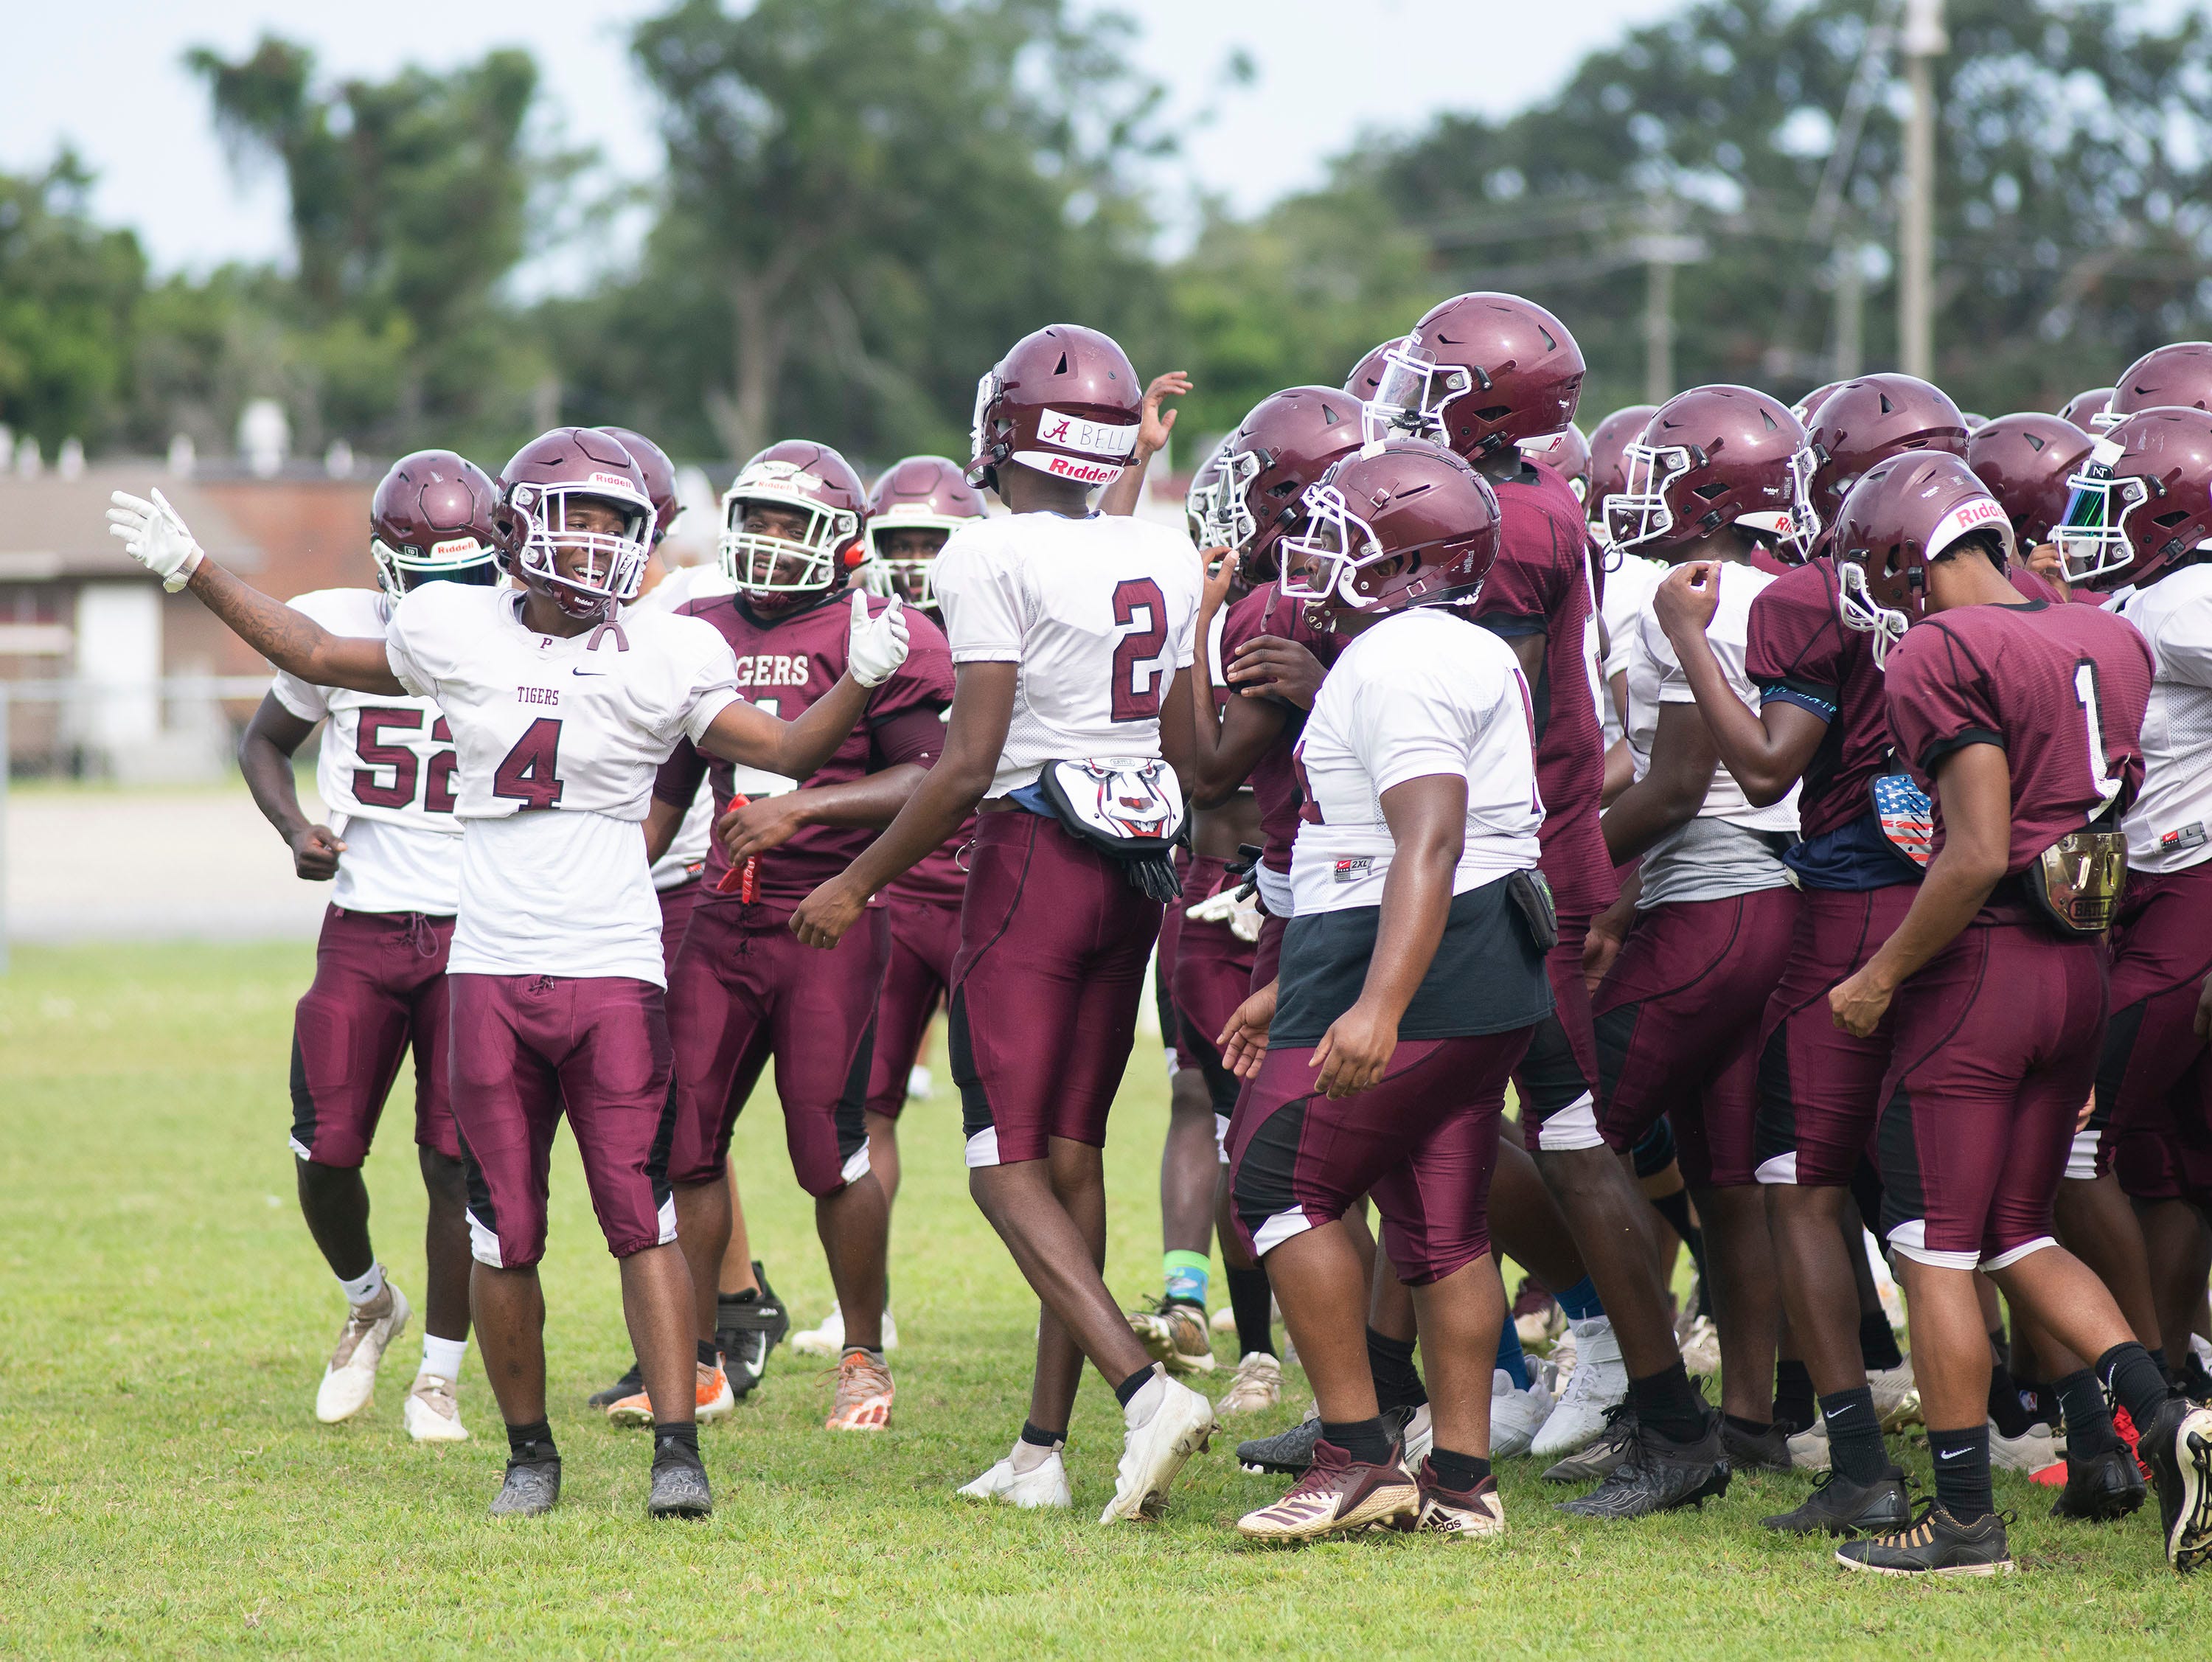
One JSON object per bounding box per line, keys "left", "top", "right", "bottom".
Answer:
{"left": 627, "top": 563, "right": 737, "bottom": 888}
{"left": 1624, "top": 563, "right": 1801, "bottom": 834}
{"left": 1290, "top": 608, "right": 1543, "bottom": 917}
{"left": 386, "top": 583, "right": 742, "bottom": 984}
{"left": 269, "top": 586, "right": 462, "bottom": 916}
{"left": 1597, "top": 552, "right": 1666, "bottom": 745}
{"left": 2117, "top": 564, "right": 2212, "bottom": 872}
{"left": 933, "top": 511, "right": 1201, "bottom": 798}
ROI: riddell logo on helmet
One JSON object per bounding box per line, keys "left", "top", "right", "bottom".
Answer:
{"left": 1025, "top": 453, "right": 1125, "bottom": 486}
{"left": 740, "top": 459, "right": 827, "bottom": 496}
{"left": 1930, "top": 496, "right": 2008, "bottom": 552}
{"left": 587, "top": 471, "right": 638, "bottom": 493}
{"left": 1037, "top": 410, "right": 1138, "bottom": 460}
{"left": 431, "top": 537, "right": 481, "bottom": 559}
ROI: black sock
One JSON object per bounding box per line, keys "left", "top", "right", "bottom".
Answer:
{"left": 696, "top": 1339, "right": 718, "bottom": 1369}
{"left": 506, "top": 1419, "right": 557, "bottom": 1465}
{"left": 2149, "top": 1346, "right": 2173, "bottom": 1386}
{"left": 1820, "top": 1386, "right": 1891, "bottom": 1484}
{"left": 1321, "top": 1416, "right": 1394, "bottom": 1464}
{"left": 2053, "top": 1369, "right": 2120, "bottom": 1458}
{"left": 1988, "top": 1351, "right": 2034, "bottom": 1439}
{"left": 2096, "top": 1341, "right": 2176, "bottom": 1432}
{"left": 1628, "top": 1361, "right": 1708, "bottom": 1443}
{"left": 719, "top": 1286, "right": 759, "bottom": 1307}
{"left": 1858, "top": 1309, "right": 1904, "bottom": 1371}
{"left": 1427, "top": 1447, "right": 1490, "bottom": 1492}
{"left": 653, "top": 1420, "right": 701, "bottom": 1467}
{"left": 1927, "top": 1422, "right": 1994, "bottom": 1521}
{"left": 2017, "top": 1375, "right": 2053, "bottom": 1429}
{"left": 1225, "top": 1265, "right": 1276, "bottom": 1358}
{"left": 1113, "top": 1365, "right": 1157, "bottom": 1408}
{"left": 1366, "top": 1327, "right": 1427, "bottom": 1412}
{"left": 1773, "top": 1359, "right": 1816, "bottom": 1435}
{"left": 1020, "top": 1419, "right": 1064, "bottom": 1448}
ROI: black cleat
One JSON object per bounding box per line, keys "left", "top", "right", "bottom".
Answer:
{"left": 1761, "top": 1468, "right": 1911, "bottom": 1537}
{"left": 647, "top": 1454, "right": 714, "bottom": 1520}
{"left": 588, "top": 1362, "right": 644, "bottom": 1411}
{"left": 716, "top": 1262, "right": 790, "bottom": 1400}
{"left": 1720, "top": 1419, "right": 1792, "bottom": 1474}
{"left": 489, "top": 1457, "right": 562, "bottom": 1518}
{"left": 1837, "top": 1502, "right": 2012, "bottom": 1576}
{"left": 1235, "top": 1402, "right": 1416, "bottom": 1476}
{"left": 1541, "top": 1402, "right": 1637, "bottom": 1485}
{"left": 2049, "top": 1444, "right": 2146, "bottom": 1522}
{"left": 2135, "top": 1396, "right": 2212, "bottom": 1571}
{"left": 1557, "top": 1415, "right": 1729, "bottom": 1519}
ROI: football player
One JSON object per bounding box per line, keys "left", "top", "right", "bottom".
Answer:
{"left": 1587, "top": 405, "right": 1663, "bottom": 749}
{"left": 1801, "top": 374, "right": 1971, "bottom": 554}
{"left": 628, "top": 441, "right": 953, "bottom": 1436}
{"left": 1219, "top": 439, "right": 1549, "bottom": 1541}
{"left": 234, "top": 451, "right": 501, "bottom": 1442}
{"left": 788, "top": 324, "right": 1216, "bottom": 1523}
{"left": 1367, "top": 296, "right": 1658, "bottom": 1464}
{"left": 1968, "top": 413, "right": 2095, "bottom": 598}
{"left": 1572, "top": 386, "right": 1813, "bottom": 1514}
{"left": 108, "top": 427, "right": 911, "bottom": 1520}
{"left": 1824, "top": 451, "right": 2212, "bottom": 1576}
{"left": 2101, "top": 342, "right": 2212, "bottom": 429}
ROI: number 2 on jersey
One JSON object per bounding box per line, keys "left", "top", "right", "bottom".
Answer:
{"left": 1109, "top": 577, "right": 1169, "bottom": 722}
{"left": 493, "top": 717, "right": 566, "bottom": 810}
{"left": 2073, "top": 659, "right": 2124, "bottom": 812}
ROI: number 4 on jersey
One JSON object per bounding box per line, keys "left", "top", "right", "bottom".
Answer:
{"left": 494, "top": 717, "right": 565, "bottom": 810}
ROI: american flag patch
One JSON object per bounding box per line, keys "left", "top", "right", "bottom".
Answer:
{"left": 1872, "top": 773, "right": 1934, "bottom": 868}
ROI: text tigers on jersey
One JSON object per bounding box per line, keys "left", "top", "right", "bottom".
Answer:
{"left": 734, "top": 655, "right": 817, "bottom": 689}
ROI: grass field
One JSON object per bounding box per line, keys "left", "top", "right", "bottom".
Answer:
{"left": 4, "top": 943, "right": 2208, "bottom": 1657}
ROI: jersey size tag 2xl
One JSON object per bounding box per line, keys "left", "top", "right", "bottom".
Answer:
{"left": 1332, "top": 856, "right": 1375, "bottom": 884}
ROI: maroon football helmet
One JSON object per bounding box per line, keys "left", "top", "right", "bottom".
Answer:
{"left": 1343, "top": 340, "right": 1403, "bottom": 403}
{"left": 500, "top": 427, "right": 657, "bottom": 620}
{"left": 1217, "top": 384, "right": 1366, "bottom": 580}
{"left": 2059, "top": 386, "right": 2115, "bottom": 432}
{"left": 860, "top": 454, "right": 985, "bottom": 610}
{"left": 1832, "top": 452, "right": 2015, "bottom": 665}
{"left": 1522, "top": 420, "right": 1592, "bottom": 502}
{"left": 1279, "top": 439, "right": 1502, "bottom": 623}
{"left": 1368, "top": 293, "right": 1585, "bottom": 458}
{"left": 2051, "top": 406, "right": 2212, "bottom": 593}
{"left": 597, "top": 426, "right": 678, "bottom": 541}
{"left": 2104, "top": 342, "right": 2212, "bottom": 429}
{"left": 968, "top": 324, "right": 1141, "bottom": 492}
{"left": 1804, "top": 373, "right": 1970, "bottom": 531}
{"left": 1585, "top": 405, "right": 1659, "bottom": 544}
{"left": 1790, "top": 382, "right": 1844, "bottom": 426}
{"left": 1604, "top": 386, "right": 1815, "bottom": 559}
{"left": 719, "top": 439, "right": 870, "bottom": 601}
{"left": 1967, "top": 413, "right": 2096, "bottom": 549}
{"left": 369, "top": 450, "right": 504, "bottom": 603}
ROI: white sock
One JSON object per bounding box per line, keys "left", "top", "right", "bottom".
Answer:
{"left": 338, "top": 1262, "right": 386, "bottom": 1307}
{"left": 420, "top": 1334, "right": 467, "bottom": 1381}
{"left": 1123, "top": 1369, "right": 1166, "bottom": 1428}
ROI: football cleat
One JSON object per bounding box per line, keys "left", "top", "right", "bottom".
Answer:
{"left": 790, "top": 1299, "right": 898, "bottom": 1360}
{"left": 315, "top": 1283, "right": 411, "bottom": 1424}
{"left": 1491, "top": 1367, "right": 1555, "bottom": 1460}
{"left": 2048, "top": 1444, "right": 2146, "bottom": 1522}
{"left": 1720, "top": 1417, "right": 1792, "bottom": 1474}
{"left": 1406, "top": 1464, "right": 1506, "bottom": 1539}
{"left": 1512, "top": 1279, "right": 1564, "bottom": 1349}
{"left": 1233, "top": 1439, "right": 1417, "bottom": 1542}
{"left": 1398, "top": 1402, "right": 1435, "bottom": 1469}
{"left": 1127, "top": 1297, "right": 1217, "bottom": 1376}
{"left": 1209, "top": 1305, "right": 1239, "bottom": 1335}
{"left": 1101, "top": 1376, "right": 1215, "bottom": 1523}
{"left": 1869, "top": 1358, "right": 1921, "bottom": 1430}
{"left": 488, "top": 1457, "right": 561, "bottom": 1518}
{"left": 717, "top": 1262, "right": 794, "bottom": 1395}
{"left": 1989, "top": 1419, "right": 2062, "bottom": 1472}
{"left": 1760, "top": 1468, "right": 1911, "bottom": 1537}
{"left": 1542, "top": 1402, "right": 1638, "bottom": 1484}
{"left": 1786, "top": 1417, "right": 1831, "bottom": 1472}
{"left": 1239, "top": 1405, "right": 1322, "bottom": 1475}
{"left": 1677, "top": 1314, "right": 1721, "bottom": 1378}
{"left": 1217, "top": 1352, "right": 1284, "bottom": 1416}
{"left": 402, "top": 1372, "right": 468, "bottom": 1443}
{"left": 646, "top": 1456, "right": 714, "bottom": 1520}
{"left": 825, "top": 1350, "right": 894, "bottom": 1433}
{"left": 1836, "top": 1502, "right": 2013, "bottom": 1576}
{"left": 589, "top": 1362, "right": 644, "bottom": 1411}
{"left": 1531, "top": 1318, "right": 1625, "bottom": 1458}
{"left": 1556, "top": 1416, "right": 1728, "bottom": 1520}
{"left": 2135, "top": 1396, "right": 2212, "bottom": 1571}
{"left": 608, "top": 1361, "right": 733, "bottom": 1428}
{"left": 957, "top": 1444, "right": 1074, "bottom": 1509}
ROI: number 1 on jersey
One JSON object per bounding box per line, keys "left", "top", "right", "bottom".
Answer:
{"left": 2073, "top": 659, "right": 2124, "bottom": 811}
{"left": 494, "top": 717, "right": 566, "bottom": 810}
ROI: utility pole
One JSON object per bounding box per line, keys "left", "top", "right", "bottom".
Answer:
{"left": 1899, "top": 0, "right": 1946, "bottom": 380}
{"left": 1632, "top": 196, "right": 1707, "bottom": 405}
{"left": 1834, "top": 244, "right": 1865, "bottom": 380}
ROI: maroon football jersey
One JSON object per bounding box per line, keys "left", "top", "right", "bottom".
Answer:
{"left": 654, "top": 592, "right": 955, "bottom": 914}
{"left": 1885, "top": 599, "right": 2152, "bottom": 877}
{"left": 1477, "top": 460, "right": 1615, "bottom": 915}
{"left": 1219, "top": 582, "right": 1340, "bottom": 875}
{"left": 1745, "top": 557, "right": 1890, "bottom": 843}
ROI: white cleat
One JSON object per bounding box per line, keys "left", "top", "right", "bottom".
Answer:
{"left": 1787, "top": 1416, "right": 1831, "bottom": 1472}
{"left": 1216, "top": 1351, "right": 1283, "bottom": 1416}
{"left": 1210, "top": 1305, "right": 1239, "bottom": 1334}
{"left": 1100, "top": 1375, "right": 1215, "bottom": 1523}
{"left": 403, "top": 1371, "right": 470, "bottom": 1443}
{"left": 790, "top": 1301, "right": 898, "bottom": 1358}
{"left": 1531, "top": 1317, "right": 1627, "bottom": 1459}
{"left": 1678, "top": 1314, "right": 1721, "bottom": 1378}
{"left": 1490, "top": 1367, "right": 1556, "bottom": 1459}
{"left": 1989, "top": 1419, "right": 2062, "bottom": 1472}
{"left": 957, "top": 1447, "right": 1073, "bottom": 1509}
{"left": 1870, "top": 1358, "right": 1921, "bottom": 1430}
{"left": 315, "top": 1284, "right": 411, "bottom": 1424}
{"left": 906, "top": 1064, "right": 933, "bottom": 1102}
{"left": 1399, "top": 1402, "right": 1436, "bottom": 1467}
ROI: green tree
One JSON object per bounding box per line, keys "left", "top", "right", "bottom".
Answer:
{"left": 0, "top": 151, "right": 147, "bottom": 452}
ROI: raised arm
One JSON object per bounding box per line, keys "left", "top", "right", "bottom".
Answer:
{"left": 1652, "top": 562, "right": 1826, "bottom": 805}
{"left": 1099, "top": 372, "right": 1189, "bottom": 518}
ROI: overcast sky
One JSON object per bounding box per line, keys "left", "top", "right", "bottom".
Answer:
{"left": 4, "top": 0, "right": 1690, "bottom": 282}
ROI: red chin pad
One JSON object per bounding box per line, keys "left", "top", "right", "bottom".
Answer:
{"left": 842, "top": 543, "right": 866, "bottom": 567}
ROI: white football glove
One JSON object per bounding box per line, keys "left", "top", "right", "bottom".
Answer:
{"left": 848, "top": 590, "right": 910, "bottom": 687}
{"left": 106, "top": 488, "right": 206, "bottom": 592}
{"left": 1186, "top": 883, "right": 1264, "bottom": 943}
